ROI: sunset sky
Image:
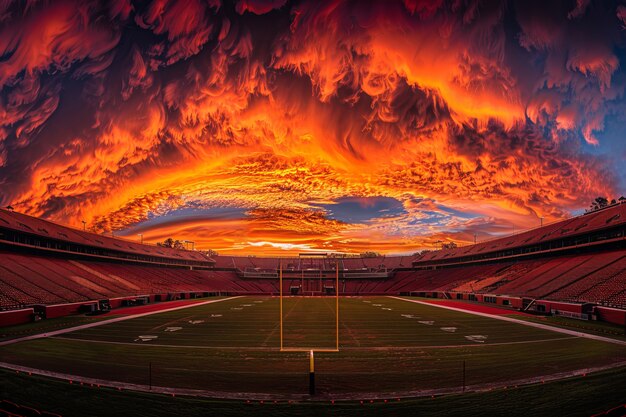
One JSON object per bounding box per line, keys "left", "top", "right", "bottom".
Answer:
{"left": 1, "top": 0, "right": 625, "bottom": 255}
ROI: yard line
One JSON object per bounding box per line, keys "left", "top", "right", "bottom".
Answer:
{"left": 48, "top": 335, "right": 580, "bottom": 350}
{"left": 150, "top": 315, "right": 195, "bottom": 331}
{"left": 0, "top": 297, "right": 242, "bottom": 347}
{"left": 261, "top": 297, "right": 301, "bottom": 347}
{"left": 390, "top": 296, "right": 626, "bottom": 346}
{"left": 323, "top": 297, "right": 360, "bottom": 347}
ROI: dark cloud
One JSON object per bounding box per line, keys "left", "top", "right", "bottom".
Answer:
{"left": 0, "top": 0, "right": 624, "bottom": 253}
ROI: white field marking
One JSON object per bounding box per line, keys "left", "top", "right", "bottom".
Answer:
{"left": 134, "top": 335, "right": 158, "bottom": 342}
{"left": 231, "top": 307, "right": 243, "bottom": 310}
{"left": 242, "top": 304, "right": 253, "bottom": 307}
{"left": 261, "top": 295, "right": 304, "bottom": 348}
{"left": 150, "top": 315, "right": 194, "bottom": 331}
{"left": 440, "top": 327, "right": 457, "bottom": 333}
{"left": 188, "top": 320, "right": 204, "bottom": 325}
{"left": 465, "top": 335, "right": 488, "bottom": 343}
{"left": 363, "top": 300, "right": 371, "bottom": 303}
{"left": 49, "top": 335, "right": 581, "bottom": 350}
{"left": 210, "top": 314, "right": 222, "bottom": 318}
{"left": 401, "top": 314, "right": 420, "bottom": 319}
{"left": 164, "top": 327, "right": 182, "bottom": 332}
{"left": 390, "top": 296, "right": 626, "bottom": 346}
{"left": 382, "top": 308, "right": 392, "bottom": 310}
{"left": 373, "top": 304, "right": 382, "bottom": 307}
{"left": 418, "top": 321, "right": 434, "bottom": 326}
{"left": 0, "top": 297, "right": 242, "bottom": 347}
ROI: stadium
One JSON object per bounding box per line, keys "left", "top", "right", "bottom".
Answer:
{"left": 1, "top": 202, "right": 626, "bottom": 416}
{"left": 2, "top": 1, "right": 626, "bottom": 416}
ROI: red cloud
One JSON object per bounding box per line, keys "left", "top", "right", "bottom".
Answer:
{"left": 235, "top": 0, "right": 288, "bottom": 15}
{"left": 0, "top": 1, "right": 119, "bottom": 87}
{"left": 0, "top": 0, "right": 623, "bottom": 254}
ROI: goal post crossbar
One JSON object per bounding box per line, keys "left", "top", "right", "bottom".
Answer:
{"left": 279, "top": 348, "right": 339, "bottom": 352}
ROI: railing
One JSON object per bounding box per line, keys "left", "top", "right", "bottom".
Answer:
{"left": 238, "top": 268, "right": 394, "bottom": 279}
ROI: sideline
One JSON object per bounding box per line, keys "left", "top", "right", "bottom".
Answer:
{"left": 1, "top": 359, "right": 625, "bottom": 401}
{"left": 50, "top": 335, "right": 581, "bottom": 350}
{"left": 0, "top": 297, "right": 241, "bottom": 347}
{"left": 390, "top": 296, "right": 626, "bottom": 346}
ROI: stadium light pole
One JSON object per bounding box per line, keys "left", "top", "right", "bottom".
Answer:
{"left": 540, "top": 217, "right": 544, "bottom": 227}
{"left": 138, "top": 233, "right": 143, "bottom": 244}
{"left": 81, "top": 220, "right": 86, "bottom": 231}
{"left": 473, "top": 234, "right": 477, "bottom": 244}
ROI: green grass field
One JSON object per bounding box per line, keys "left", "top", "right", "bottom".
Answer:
{"left": 4, "top": 366, "right": 626, "bottom": 417}
{"left": 1, "top": 296, "right": 624, "bottom": 400}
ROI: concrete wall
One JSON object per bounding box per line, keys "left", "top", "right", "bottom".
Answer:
{"left": 0, "top": 308, "right": 34, "bottom": 326}
{"left": 595, "top": 306, "right": 626, "bottom": 326}
{"left": 44, "top": 301, "right": 97, "bottom": 319}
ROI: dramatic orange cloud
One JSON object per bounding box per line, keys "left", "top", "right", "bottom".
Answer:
{"left": 0, "top": 0, "right": 624, "bottom": 255}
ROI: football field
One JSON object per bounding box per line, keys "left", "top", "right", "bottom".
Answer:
{"left": 1, "top": 296, "right": 624, "bottom": 399}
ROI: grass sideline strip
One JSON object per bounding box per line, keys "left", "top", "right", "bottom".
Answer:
{"left": 390, "top": 296, "right": 626, "bottom": 346}
{"left": 2, "top": 365, "right": 626, "bottom": 416}
{"left": 0, "top": 296, "right": 238, "bottom": 347}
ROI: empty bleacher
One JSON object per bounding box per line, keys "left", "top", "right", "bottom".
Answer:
{"left": 0, "top": 203, "right": 624, "bottom": 316}
{"left": 0, "top": 252, "right": 246, "bottom": 309}
{"left": 414, "top": 203, "right": 625, "bottom": 266}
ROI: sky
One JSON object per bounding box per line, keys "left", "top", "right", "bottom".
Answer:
{"left": 0, "top": 0, "right": 625, "bottom": 255}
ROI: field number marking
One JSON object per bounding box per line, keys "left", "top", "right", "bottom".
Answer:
{"left": 465, "top": 335, "right": 488, "bottom": 343}
{"left": 134, "top": 335, "right": 158, "bottom": 342}
{"left": 440, "top": 327, "right": 457, "bottom": 333}
{"left": 164, "top": 327, "right": 182, "bottom": 332}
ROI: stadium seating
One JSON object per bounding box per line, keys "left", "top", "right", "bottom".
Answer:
{"left": 0, "top": 208, "right": 212, "bottom": 266}
{"left": 0, "top": 204, "right": 624, "bottom": 317}
{"left": 0, "top": 251, "right": 248, "bottom": 309}
{"left": 414, "top": 203, "right": 625, "bottom": 265}
{"left": 542, "top": 253, "right": 625, "bottom": 301}
{"left": 2, "top": 246, "right": 625, "bottom": 310}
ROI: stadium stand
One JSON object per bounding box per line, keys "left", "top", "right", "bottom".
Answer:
{"left": 0, "top": 209, "right": 213, "bottom": 267}
{"left": 0, "top": 252, "right": 244, "bottom": 309}
{"left": 0, "top": 202, "right": 624, "bottom": 326}
{"left": 414, "top": 202, "right": 625, "bottom": 266}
